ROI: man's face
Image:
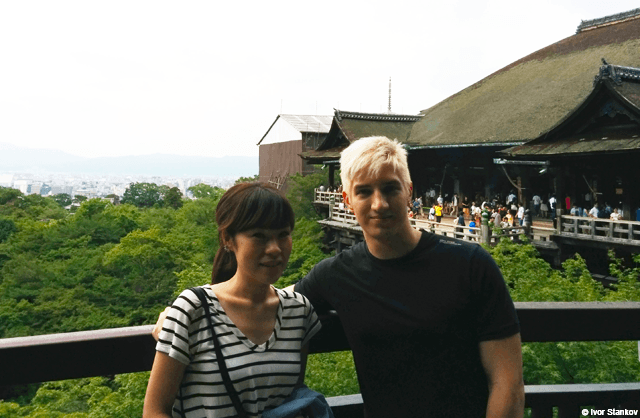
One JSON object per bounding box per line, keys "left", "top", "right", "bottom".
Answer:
{"left": 343, "top": 164, "right": 411, "bottom": 240}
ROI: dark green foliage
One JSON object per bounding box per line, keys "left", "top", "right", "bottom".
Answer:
{"left": 234, "top": 174, "right": 259, "bottom": 184}
{"left": 121, "top": 182, "right": 165, "bottom": 208}
{"left": 0, "top": 218, "right": 16, "bottom": 242}
{"left": 1, "top": 180, "right": 639, "bottom": 414}
{"left": 164, "top": 187, "right": 183, "bottom": 209}
{"left": 0, "top": 187, "right": 23, "bottom": 205}
{"left": 285, "top": 169, "right": 329, "bottom": 220}
{"left": 52, "top": 193, "right": 72, "bottom": 207}
{"left": 486, "top": 238, "right": 640, "bottom": 386}
{"left": 188, "top": 183, "right": 225, "bottom": 200}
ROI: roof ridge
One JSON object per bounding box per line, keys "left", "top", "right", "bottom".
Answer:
{"left": 333, "top": 109, "right": 421, "bottom": 122}
{"left": 594, "top": 61, "right": 640, "bottom": 86}
{"left": 577, "top": 8, "right": 640, "bottom": 33}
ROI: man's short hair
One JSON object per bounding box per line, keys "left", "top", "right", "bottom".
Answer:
{"left": 340, "top": 136, "right": 411, "bottom": 193}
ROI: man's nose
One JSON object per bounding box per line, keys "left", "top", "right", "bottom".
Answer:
{"left": 371, "top": 189, "right": 389, "bottom": 211}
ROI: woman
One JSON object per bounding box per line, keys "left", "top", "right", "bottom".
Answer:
{"left": 454, "top": 212, "right": 465, "bottom": 239}
{"left": 144, "top": 183, "right": 322, "bottom": 418}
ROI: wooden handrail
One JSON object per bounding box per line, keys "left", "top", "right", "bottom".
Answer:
{"left": 2, "top": 303, "right": 639, "bottom": 386}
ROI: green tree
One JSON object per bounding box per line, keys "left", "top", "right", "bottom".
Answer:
{"left": 121, "top": 183, "right": 163, "bottom": 208}
{"left": 285, "top": 169, "right": 329, "bottom": 220}
{"left": 0, "top": 187, "right": 22, "bottom": 205}
{"left": 188, "top": 184, "right": 225, "bottom": 200}
{"left": 164, "top": 187, "right": 183, "bottom": 209}
{"left": 73, "top": 195, "right": 88, "bottom": 204}
{"left": 234, "top": 174, "right": 259, "bottom": 184}
{"left": 0, "top": 218, "right": 17, "bottom": 242}
{"left": 52, "top": 194, "right": 72, "bottom": 207}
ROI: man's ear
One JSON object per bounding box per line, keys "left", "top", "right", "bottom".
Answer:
{"left": 342, "top": 191, "right": 350, "bottom": 208}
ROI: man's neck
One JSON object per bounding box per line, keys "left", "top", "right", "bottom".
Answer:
{"left": 364, "top": 226, "right": 422, "bottom": 260}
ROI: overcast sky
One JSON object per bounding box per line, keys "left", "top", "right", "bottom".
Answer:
{"left": 1, "top": 1, "right": 638, "bottom": 159}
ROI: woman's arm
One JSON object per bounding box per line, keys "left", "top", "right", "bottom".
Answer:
{"left": 143, "top": 351, "right": 187, "bottom": 418}
{"left": 297, "top": 343, "right": 310, "bottom": 386}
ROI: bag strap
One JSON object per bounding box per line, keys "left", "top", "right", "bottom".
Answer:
{"left": 191, "top": 286, "right": 249, "bottom": 418}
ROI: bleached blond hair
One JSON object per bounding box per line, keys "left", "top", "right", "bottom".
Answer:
{"left": 340, "top": 136, "right": 412, "bottom": 194}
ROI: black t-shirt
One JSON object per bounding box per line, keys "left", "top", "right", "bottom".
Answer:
{"left": 295, "top": 230, "right": 519, "bottom": 418}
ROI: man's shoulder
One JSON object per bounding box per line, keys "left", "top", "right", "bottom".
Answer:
{"left": 308, "top": 241, "right": 366, "bottom": 275}
{"left": 419, "top": 231, "right": 480, "bottom": 258}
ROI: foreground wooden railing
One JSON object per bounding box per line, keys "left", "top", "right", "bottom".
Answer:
{"left": 1, "top": 303, "right": 639, "bottom": 417}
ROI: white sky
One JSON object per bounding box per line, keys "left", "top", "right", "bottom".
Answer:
{"left": 1, "top": 1, "right": 638, "bottom": 158}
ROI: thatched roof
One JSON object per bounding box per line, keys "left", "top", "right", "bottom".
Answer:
{"left": 409, "top": 13, "right": 640, "bottom": 148}
{"left": 502, "top": 63, "right": 640, "bottom": 157}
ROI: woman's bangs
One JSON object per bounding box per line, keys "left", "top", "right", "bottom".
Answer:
{"left": 236, "top": 187, "right": 294, "bottom": 232}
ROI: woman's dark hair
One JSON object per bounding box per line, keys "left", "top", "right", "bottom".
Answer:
{"left": 211, "top": 182, "right": 295, "bottom": 284}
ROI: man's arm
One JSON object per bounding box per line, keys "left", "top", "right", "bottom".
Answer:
{"left": 479, "top": 333, "right": 525, "bottom": 418}
{"left": 151, "top": 307, "right": 170, "bottom": 341}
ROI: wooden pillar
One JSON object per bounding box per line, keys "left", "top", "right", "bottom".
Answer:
{"left": 520, "top": 169, "right": 531, "bottom": 209}
{"left": 481, "top": 210, "right": 490, "bottom": 244}
{"left": 554, "top": 166, "right": 565, "bottom": 229}
{"left": 329, "top": 164, "right": 335, "bottom": 188}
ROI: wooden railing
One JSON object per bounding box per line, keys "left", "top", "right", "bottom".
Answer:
{"left": 1, "top": 303, "right": 639, "bottom": 417}
{"left": 325, "top": 205, "right": 553, "bottom": 247}
{"left": 314, "top": 189, "right": 343, "bottom": 204}
{"left": 559, "top": 215, "right": 640, "bottom": 245}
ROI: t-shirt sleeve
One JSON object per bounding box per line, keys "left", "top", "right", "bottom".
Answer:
{"left": 299, "top": 293, "right": 322, "bottom": 346}
{"left": 155, "top": 289, "right": 200, "bottom": 365}
{"left": 293, "top": 259, "right": 334, "bottom": 314}
{"left": 470, "top": 247, "right": 520, "bottom": 341}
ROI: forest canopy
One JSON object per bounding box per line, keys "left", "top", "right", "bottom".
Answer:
{"left": 0, "top": 178, "right": 639, "bottom": 417}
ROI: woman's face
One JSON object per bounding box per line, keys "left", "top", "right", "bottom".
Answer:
{"left": 228, "top": 226, "right": 293, "bottom": 285}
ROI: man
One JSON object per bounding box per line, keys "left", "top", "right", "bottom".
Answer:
{"left": 532, "top": 194, "right": 541, "bottom": 217}
{"left": 491, "top": 205, "right": 502, "bottom": 227}
{"left": 412, "top": 197, "right": 420, "bottom": 217}
{"left": 452, "top": 193, "right": 459, "bottom": 216}
{"left": 517, "top": 204, "right": 525, "bottom": 226}
{"left": 294, "top": 137, "right": 523, "bottom": 417}
{"left": 434, "top": 200, "right": 443, "bottom": 223}
{"left": 153, "top": 137, "right": 524, "bottom": 418}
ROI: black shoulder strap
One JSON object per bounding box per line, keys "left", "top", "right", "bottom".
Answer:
{"left": 191, "top": 286, "right": 249, "bottom": 418}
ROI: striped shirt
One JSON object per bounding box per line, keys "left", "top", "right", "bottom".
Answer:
{"left": 156, "top": 285, "right": 322, "bottom": 418}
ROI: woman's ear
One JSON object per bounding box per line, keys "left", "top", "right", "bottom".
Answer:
{"left": 221, "top": 232, "right": 234, "bottom": 253}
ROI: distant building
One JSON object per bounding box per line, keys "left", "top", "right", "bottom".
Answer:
{"left": 0, "top": 174, "right": 13, "bottom": 187}
{"left": 258, "top": 114, "right": 332, "bottom": 189}
{"left": 13, "top": 179, "right": 31, "bottom": 194}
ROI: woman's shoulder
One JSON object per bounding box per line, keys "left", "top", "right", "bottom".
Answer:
{"left": 276, "top": 287, "right": 312, "bottom": 308}
{"left": 173, "top": 285, "right": 210, "bottom": 313}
